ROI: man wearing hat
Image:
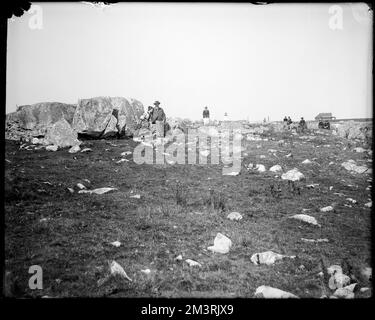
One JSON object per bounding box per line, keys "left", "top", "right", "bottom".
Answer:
{"left": 150, "top": 101, "right": 166, "bottom": 138}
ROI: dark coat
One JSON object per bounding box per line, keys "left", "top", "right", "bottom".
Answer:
{"left": 150, "top": 107, "right": 166, "bottom": 123}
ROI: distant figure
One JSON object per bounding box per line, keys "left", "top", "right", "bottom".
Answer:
{"left": 287, "top": 116, "right": 292, "bottom": 125}
{"left": 224, "top": 112, "right": 228, "bottom": 122}
{"left": 299, "top": 117, "right": 307, "bottom": 132}
{"left": 150, "top": 101, "right": 166, "bottom": 138}
{"left": 203, "top": 106, "right": 210, "bottom": 126}
{"left": 283, "top": 116, "right": 288, "bottom": 129}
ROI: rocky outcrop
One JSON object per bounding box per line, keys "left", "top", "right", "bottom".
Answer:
{"left": 335, "top": 121, "right": 372, "bottom": 140}
{"left": 43, "top": 118, "right": 81, "bottom": 147}
{"left": 72, "top": 96, "right": 144, "bottom": 138}
{"left": 5, "top": 102, "right": 77, "bottom": 141}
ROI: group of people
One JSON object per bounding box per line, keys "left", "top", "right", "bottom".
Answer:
{"left": 283, "top": 116, "right": 307, "bottom": 132}
{"left": 139, "top": 101, "right": 167, "bottom": 138}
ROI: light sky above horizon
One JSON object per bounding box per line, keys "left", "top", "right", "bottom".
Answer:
{"left": 6, "top": 2, "right": 373, "bottom": 121}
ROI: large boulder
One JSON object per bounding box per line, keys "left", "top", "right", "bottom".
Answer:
{"left": 5, "top": 102, "right": 77, "bottom": 140}
{"left": 72, "top": 96, "right": 144, "bottom": 138}
{"left": 43, "top": 118, "right": 81, "bottom": 147}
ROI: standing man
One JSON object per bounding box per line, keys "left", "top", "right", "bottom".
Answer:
{"left": 150, "top": 101, "right": 166, "bottom": 138}
{"left": 203, "top": 106, "right": 210, "bottom": 126}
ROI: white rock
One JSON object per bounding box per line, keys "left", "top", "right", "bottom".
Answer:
{"left": 32, "top": 138, "right": 40, "bottom": 144}
{"left": 227, "top": 212, "right": 243, "bottom": 221}
{"left": 341, "top": 160, "right": 368, "bottom": 174}
{"left": 268, "top": 149, "right": 277, "bottom": 153}
{"left": 290, "top": 214, "right": 320, "bottom": 226}
{"left": 69, "top": 145, "right": 81, "bottom": 153}
{"left": 346, "top": 198, "right": 357, "bottom": 204}
{"left": 281, "top": 168, "right": 305, "bottom": 181}
{"left": 269, "top": 165, "right": 282, "bottom": 172}
{"left": 250, "top": 251, "right": 295, "bottom": 265}
{"left": 254, "top": 285, "right": 298, "bottom": 298}
{"left": 256, "top": 164, "right": 266, "bottom": 172}
{"left": 185, "top": 259, "right": 202, "bottom": 267}
{"left": 116, "top": 158, "right": 129, "bottom": 164}
{"left": 364, "top": 201, "right": 372, "bottom": 208}
{"left": 121, "top": 151, "right": 132, "bottom": 156}
{"left": 111, "top": 241, "right": 121, "bottom": 247}
{"left": 320, "top": 206, "right": 334, "bottom": 212}
{"left": 46, "top": 145, "right": 58, "bottom": 151}
{"left": 259, "top": 155, "right": 266, "bottom": 159}
{"left": 207, "top": 233, "right": 232, "bottom": 254}
{"left": 285, "top": 153, "right": 292, "bottom": 158}
{"left": 141, "top": 268, "right": 151, "bottom": 274}
{"left": 333, "top": 284, "right": 356, "bottom": 299}
{"left": 79, "top": 187, "right": 117, "bottom": 195}
{"left": 130, "top": 194, "right": 141, "bottom": 199}
{"left": 302, "top": 159, "right": 312, "bottom": 164}
{"left": 306, "top": 184, "right": 319, "bottom": 189}
{"left": 175, "top": 254, "right": 183, "bottom": 261}
{"left": 67, "top": 187, "right": 74, "bottom": 194}
{"left": 360, "top": 287, "right": 370, "bottom": 293}
{"left": 110, "top": 261, "right": 132, "bottom": 281}
{"left": 329, "top": 273, "right": 351, "bottom": 290}
{"left": 301, "top": 238, "right": 328, "bottom": 243}
{"left": 81, "top": 148, "right": 92, "bottom": 153}
{"left": 77, "top": 183, "right": 86, "bottom": 190}
{"left": 353, "top": 147, "right": 366, "bottom": 153}
{"left": 223, "top": 171, "right": 240, "bottom": 176}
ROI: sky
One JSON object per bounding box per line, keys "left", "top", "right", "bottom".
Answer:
{"left": 6, "top": 2, "right": 373, "bottom": 121}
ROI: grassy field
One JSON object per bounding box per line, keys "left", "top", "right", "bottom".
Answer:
{"left": 4, "top": 125, "right": 372, "bottom": 298}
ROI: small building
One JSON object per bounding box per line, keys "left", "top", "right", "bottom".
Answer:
{"left": 315, "top": 113, "right": 336, "bottom": 121}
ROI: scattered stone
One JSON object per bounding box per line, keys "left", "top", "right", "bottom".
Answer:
{"left": 46, "top": 145, "right": 58, "bottom": 151}
{"left": 256, "top": 164, "right": 266, "bottom": 172}
{"left": 130, "top": 194, "right": 141, "bottom": 199}
{"left": 200, "top": 150, "right": 210, "bottom": 157}
{"left": 251, "top": 251, "right": 295, "bottom": 265}
{"left": 360, "top": 287, "right": 369, "bottom": 293}
{"left": 227, "top": 212, "right": 243, "bottom": 221}
{"left": 302, "top": 159, "right": 312, "bottom": 164}
{"left": 111, "top": 241, "right": 121, "bottom": 247}
{"left": 175, "top": 254, "right": 183, "bottom": 261}
{"left": 254, "top": 285, "right": 298, "bottom": 299}
{"left": 67, "top": 187, "right": 74, "bottom": 194}
{"left": 306, "top": 184, "right": 319, "bottom": 189}
{"left": 141, "top": 268, "right": 151, "bottom": 274}
{"left": 285, "top": 153, "right": 292, "bottom": 158}
{"left": 32, "top": 137, "right": 40, "bottom": 144}
{"left": 223, "top": 171, "right": 240, "bottom": 176}
{"left": 333, "top": 284, "right": 356, "bottom": 299}
{"left": 110, "top": 261, "right": 132, "bottom": 281}
{"left": 346, "top": 198, "right": 357, "bottom": 204}
{"left": 364, "top": 201, "right": 372, "bottom": 208}
{"left": 269, "top": 165, "right": 282, "bottom": 172}
{"left": 185, "top": 259, "right": 202, "bottom": 267}
{"left": 77, "top": 183, "right": 86, "bottom": 190}
{"left": 116, "top": 158, "right": 129, "bottom": 164}
{"left": 69, "top": 145, "right": 81, "bottom": 153}
{"left": 320, "top": 205, "right": 334, "bottom": 212}
{"left": 341, "top": 160, "right": 369, "bottom": 174}
{"left": 79, "top": 187, "right": 117, "bottom": 195}
{"left": 290, "top": 214, "right": 320, "bottom": 226}
{"left": 328, "top": 272, "right": 351, "bottom": 290}
{"left": 281, "top": 168, "right": 305, "bottom": 181}
{"left": 207, "top": 233, "right": 232, "bottom": 254}
{"left": 301, "top": 238, "right": 328, "bottom": 243}
{"left": 81, "top": 148, "right": 92, "bottom": 153}
{"left": 353, "top": 147, "right": 366, "bottom": 153}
